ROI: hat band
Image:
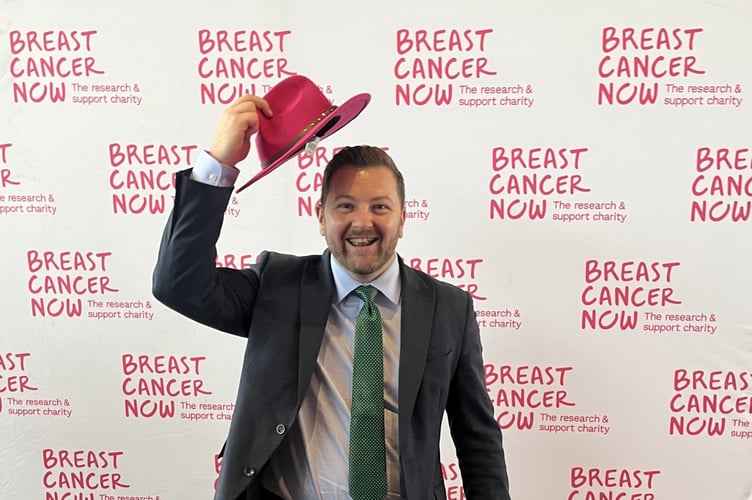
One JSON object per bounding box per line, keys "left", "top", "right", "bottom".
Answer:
{"left": 260, "top": 105, "right": 338, "bottom": 168}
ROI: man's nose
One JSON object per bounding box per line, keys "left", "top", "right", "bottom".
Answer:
{"left": 351, "top": 205, "right": 373, "bottom": 227}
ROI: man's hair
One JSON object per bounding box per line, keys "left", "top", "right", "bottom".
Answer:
{"left": 320, "top": 146, "right": 405, "bottom": 205}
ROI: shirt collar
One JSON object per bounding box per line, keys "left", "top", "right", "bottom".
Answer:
{"left": 330, "top": 254, "right": 401, "bottom": 306}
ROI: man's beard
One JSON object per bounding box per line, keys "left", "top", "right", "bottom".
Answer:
{"left": 328, "top": 231, "right": 396, "bottom": 279}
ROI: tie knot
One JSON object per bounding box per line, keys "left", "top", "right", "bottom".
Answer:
{"left": 353, "top": 285, "right": 378, "bottom": 304}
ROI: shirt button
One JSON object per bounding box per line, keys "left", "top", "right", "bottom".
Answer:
{"left": 243, "top": 466, "right": 256, "bottom": 478}
{"left": 208, "top": 173, "right": 218, "bottom": 182}
{"left": 275, "top": 424, "right": 286, "bottom": 435}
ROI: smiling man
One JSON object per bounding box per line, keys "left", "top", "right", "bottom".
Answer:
{"left": 318, "top": 149, "right": 405, "bottom": 283}
{"left": 152, "top": 93, "right": 511, "bottom": 500}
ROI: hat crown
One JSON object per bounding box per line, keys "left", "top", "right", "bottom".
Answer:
{"left": 256, "top": 75, "right": 335, "bottom": 167}
{"left": 265, "top": 75, "right": 330, "bottom": 115}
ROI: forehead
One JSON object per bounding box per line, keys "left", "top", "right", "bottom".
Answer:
{"left": 328, "top": 165, "right": 399, "bottom": 197}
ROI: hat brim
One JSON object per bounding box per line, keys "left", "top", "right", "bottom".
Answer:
{"left": 235, "top": 92, "right": 371, "bottom": 193}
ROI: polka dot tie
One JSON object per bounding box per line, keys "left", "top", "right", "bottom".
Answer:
{"left": 349, "top": 285, "right": 387, "bottom": 500}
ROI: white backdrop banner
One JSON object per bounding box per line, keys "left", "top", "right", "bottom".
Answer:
{"left": 1, "top": 1, "right": 751, "bottom": 499}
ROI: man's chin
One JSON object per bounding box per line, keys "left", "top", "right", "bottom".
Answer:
{"left": 331, "top": 248, "right": 393, "bottom": 280}
{"left": 347, "top": 262, "right": 381, "bottom": 277}
{"left": 341, "top": 258, "right": 385, "bottom": 280}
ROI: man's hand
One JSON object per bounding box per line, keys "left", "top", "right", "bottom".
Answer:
{"left": 208, "top": 95, "right": 273, "bottom": 167}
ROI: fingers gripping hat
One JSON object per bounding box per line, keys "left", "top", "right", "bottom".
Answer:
{"left": 236, "top": 75, "right": 371, "bottom": 193}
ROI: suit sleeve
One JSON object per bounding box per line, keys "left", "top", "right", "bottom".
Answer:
{"left": 445, "top": 293, "right": 512, "bottom": 499}
{"left": 152, "top": 169, "right": 263, "bottom": 337}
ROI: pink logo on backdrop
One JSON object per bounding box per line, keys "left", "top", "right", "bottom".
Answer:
{"left": 0, "top": 352, "right": 38, "bottom": 415}
{"left": 0, "top": 143, "right": 59, "bottom": 215}
{"left": 108, "top": 142, "right": 197, "bottom": 215}
{"left": 26, "top": 250, "right": 117, "bottom": 318}
{"left": 215, "top": 253, "right": 258, "bottom": 269}
{"left": 484, "top": 364, "right": 576, "bottom": 432}
{"left": 42, "top": 448, "right": 130, "bottom": 496}
{"left": 8, "top": 30, "right": 104, "bottom": 104}
{"left": 1, "top": 353, "right": 75, "bottom": 418}
{"left": 121, "top": 353, "right": 212, "bottom": 419}
{"left": 394, "top": 28, "right": 497, "bottom": 107}
{"left": 597, "top": 26, "right": 704, "bottom": 106}
{"left": 690, "top": 147, "right": 752, "bottom": 223}
{"left": 568, "top": 466, "right": 661, "bottom": 499}
{"left": 197, "top": 29, "right": 295, "bottom": 105}
{"left": 1, "top": 143, "right": 20, "bottom": 189}
{"left": 408, "top": 257, "right": 486, "bottom": 301}
{"left": 669, "top": 368, "right": 752, "bottom": 438}
{"left": 214, "top": 453, "right": 222, "bottom": 491}
{"left": 489, "top": 146, "right": 591, "bottom": 221}
{"left": 295, "top": 145, "right": 350, "bottom": 217}
{"left": 0, "top": 353, "right": 37, "bottom": 391}
{"left": 441, "top": 462, "right": 466, "bottom": 499}
{"left": 581, "top": 259, "right": 682, "bottom": 331}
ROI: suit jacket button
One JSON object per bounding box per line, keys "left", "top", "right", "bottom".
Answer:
{"left": 276, "top": 424, "right": 286, "bottom": 435}
{"left": 243, "top": 467, "right": 256, "bottom": 478}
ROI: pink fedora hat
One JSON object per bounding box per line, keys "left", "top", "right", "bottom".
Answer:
{"left": 236, "top": 75, "right": 371, "bottom": 193}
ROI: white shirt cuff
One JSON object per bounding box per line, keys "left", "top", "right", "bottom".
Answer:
{"left": 190, "top": 150, "right": 240, "bottom": 187}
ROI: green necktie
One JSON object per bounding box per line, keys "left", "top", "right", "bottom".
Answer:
{"left": 349, "top": 285, "right": 387, "bottom": 500}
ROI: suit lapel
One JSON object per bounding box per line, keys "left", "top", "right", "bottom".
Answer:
{"left": 297, "top": 251, "right": 334, "bottom": 406}
{"left": 397, "top": 261, "right": 435, "bottom": 420}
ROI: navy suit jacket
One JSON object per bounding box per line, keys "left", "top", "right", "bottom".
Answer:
{"left": 152, "top": 171, "right": 510, "bottom": 500}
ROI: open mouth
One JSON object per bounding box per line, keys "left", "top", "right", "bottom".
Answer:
{"left": 346, "top": 237, "right": 378, "bottom": 247}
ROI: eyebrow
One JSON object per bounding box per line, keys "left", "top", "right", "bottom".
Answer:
{"left": 333, "top": 195, "right": 395, "bottom": 204}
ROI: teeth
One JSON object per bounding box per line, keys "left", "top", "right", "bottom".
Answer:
{"left": 348, "top": 238, "right": 374, "bottom": 246}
